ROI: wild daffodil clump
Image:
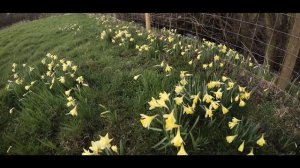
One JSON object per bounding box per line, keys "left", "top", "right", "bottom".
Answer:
{"left": 92, "top": 15, "right": 268, "bottom": 155}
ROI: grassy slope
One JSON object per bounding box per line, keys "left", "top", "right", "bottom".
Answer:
{"left": 0, "top": 14, "right": 299, "bottom": 155}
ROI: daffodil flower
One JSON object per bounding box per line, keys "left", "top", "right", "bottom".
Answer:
{"left": 67, "top": 105, "right": 78, "bottom": 117}
{"left": 111, "top": 145, "right": 118, "bottom": 154}
{"left": 209, "top": 100, "right": 219, "bottom": 110}
{"left": 72, "top": 65, "right": 78, "bottom": 72}
{"left": 76, "top": 76, "right": 84, "bottom": 84}
{"left": 133, "top": 74, "right": 141, "bottom": 80}
{"left": 203, "top": 93, "right": 213, "bottom": 103}
{"left": 256, "top": 134, "right": 266, "bottom": 147}
{"left": 222, "top": 76, "right": 229, "bottom": 82}
{"left": 156, "top": 98, "right": 169, "bottom": 109}
{"left": 159, "top": 91, "right": 170, "bottom": 102}
{"left": 239, "top": 99, "right": 246, "bottom": 107}
{"left": 65, "top": 89, "right": 72, "bottom": 96}
{"left": 222, "top": 105, "right": 229, "bottom": 114}
{"left": 177, "top": 144, "right": 188, "bottom": 155}
{"left": 229, "top": 117, "right": 241, "bottom": 129}
{"left": 59, "top": 76, "right": 65, "bottom": 84}
{"left": 180, "top": 78, "right": 188, "bottom": 86}
{"left": 175, "top": 85, "right": 184, "bottom": 95}
{"left": 140, "top": 114, "right": 158, "bottom": 129}
{"left": 82, "top": 148, "right": 93, "bottom": 155}
{"left": 205, "top": 106, "right": 213, "bottom": 118}
{"left": 238, "top": 141, "right": 245, "bottom": 152}
{"left": 213, "top": 88, "right": 223, "bottom": 99}
{"left": 214, "top": 55, "right": 220, "bottom": 61}
{"left": 183, "top": 105, "right": 194, "bottom": 115}
{"left": 89, "top": 141, "right": 102, "bottom": 154}
{"left": 148, "top": 97, "right": 159, "bottom": 110}
{"left": 164, "top": 110, "right": 179, "bottom": 131}
{"left": 226, "top": 135, "right": 237, "bottom": 143}
{"left": 98, "top": 133, "right": 113, "bottom": 150}
{"left": 171, "top": 128, "right": 184, "bottom": 147}
{"left": 174, "top": 96, "right": 184, "bottom": 105}
{"left": 247, "top": 147, "right": 254, "bottom": 156}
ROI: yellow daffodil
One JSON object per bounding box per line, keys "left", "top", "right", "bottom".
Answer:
{"left": 234, "top": 95, "right": 239, "bottom": 102}
{"left": 175, "top": 85, "right": 184, "bottom": 95}
{"left": 164, "top": 110, "right": 179, "bottom": 131}
{"left": 76, "top": 76, "right": 84, "bottom": 84}
{"left": 256, "top": 134, "right": 266, "bottom": 147}
{"left": 235, "top": 54, "right": 240, "bottom": 60}
{"left": 240, "top": 91, "right": 251, "bottom": 100}
{"left": 111, "top": 145, "right": 118, "bottom": 153}
{"left": 159, "top": 91, "right": 170, "bottom": 102}
{"left": 203, "top": 64, "right": 208, "bottom": 70}
{"left": 177, "top": 144, "right": 188, "bottom": 155}
{"left": 188, "top": 60, "right": 193, "bottom": 65}
{"left": 15, "top": 78, "right": 23, "bottom": 85}
{"left": 65, "top": 89, "right": 72, "bottom": 96}
{"left": 209, "top": 62, "right": 213, "bottom": 68}
{"left": 220, "top": 62, "right": 224, "bottom": 67}
{"left": 59, "top": 76, "right": 65, "bottom": 84}
{"left": 25, "top": 85, "right": 31, "bottom": 90}
{"left": 148, "top": 97, "right": 159, "bottom": 110}
{"left": 222, "top": 105, "right": 229, "bottom": 114}
{"left": 60, "top": 59, "right": 65, "bottom": 64}
{"left": 82, "top": 148, "right": 93, "bottom": 155}
{"left": 222, "top": 76, "right": 229, "bottom": 82}
{"left": 66, "top": 60, "right": 72, "bottom": 66}
{"left": 238, "top": 141, "right": 245, "bottom": 152}
{"left": 213, "top": 88, "right": 223, "bottom": 99}
{"left": 41, "top": 58, "right": 46, "bottom": 64}
{"left": 156, "top": 98, "right": 169, "bottom": 109}
{"left": 227, "top": 81, "right": 235, "bottom": 90}
{"left": 183, "top": 105, "right": 194, "bottom": 115}
{"left": 67, "top": 105, "right": 78, "bottom": 117}
{"left": 239, "top": 99, "right": 246, "bottom": 107}
{"left": 72, "top": 65, "right": 78, "bottom": 72}
{"left": 180, "top": 78, "right": 188, "bottom": 86}
{"left": 249, "top": 62, "right": 253, "bottom": 67}
{"left": 226, "top": 135, "right": 237, "bottom": 143}
{"left": 205, "top": 106, "right": 213, "bottom": 118}
{"left": 214, "top": 55, "right": 220, "bottom": 61}
{"left": 239, "top": 86, "right": 246, "bottom": 92}
{"left": 165, "top": 64, "right": 172, "bottom": 73}
{"left": 140, "top": 114, "right": 157, "bottom": 129}
{"left": 174, "top": 96, "right": 184, "bottom": 105}
{"left": 209, "top": 100, "right": 219, "bottom": 110}
{"left": 207, "top": 81, "right": 216, "bottom": 89}
{"left": 171, "top": 128, "right": 184, "bottom": 147}
{"left": 98, "top": 133, "right": 113, "bottom": 150}
{"left": 89, "top": 141, "right": 101, "bottom": 154}
{"left": 203, "top": 93, "right": 213, "bottom": 103}
{"left": 247, "top": 148, "right": 254, "bottom": 156}
{"left": 133, "top": 74, "right": 141, "bottom": 80}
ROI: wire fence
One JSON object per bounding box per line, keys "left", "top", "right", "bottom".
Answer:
{"left": 111, "top": 13, "right": 300, "bottom": 98}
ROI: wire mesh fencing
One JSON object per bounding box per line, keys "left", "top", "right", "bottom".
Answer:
{"left": 111, "top": 13, "right": 300, "bottom": 99}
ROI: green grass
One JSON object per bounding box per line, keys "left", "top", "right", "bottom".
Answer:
{"left": 0, "top": 13, "right": 299, "bottom": 155}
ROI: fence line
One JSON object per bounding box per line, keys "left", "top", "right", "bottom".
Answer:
{"left": 113, "top": 13, "right": 300, "bottom": 98}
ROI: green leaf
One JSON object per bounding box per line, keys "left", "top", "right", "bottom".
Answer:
{"left": 152, "top": 137, "right": 168, "bottom": 149}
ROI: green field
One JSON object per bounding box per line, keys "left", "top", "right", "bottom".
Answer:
{"left": 0, "top": 13, "right": 299, "bottom": 155}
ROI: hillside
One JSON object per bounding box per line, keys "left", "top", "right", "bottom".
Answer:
{"left": 0, "top": 13, "right": 299, "bottom": 155}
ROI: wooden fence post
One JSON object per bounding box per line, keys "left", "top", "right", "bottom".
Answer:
{"left": 145, "top": 13, "right": 151, "bottom": 32}
{"left": 276, "top": 13, "right": 300, "bottom": 90}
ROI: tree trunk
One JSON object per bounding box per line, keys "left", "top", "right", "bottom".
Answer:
{"left": 276, "top": 13, "right": 300, "bottom": 90}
